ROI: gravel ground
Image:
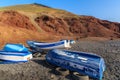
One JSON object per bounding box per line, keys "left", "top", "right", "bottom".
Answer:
{"left": 69, "top": 40, "right": 120, "bottom": 80}
{"left": 0, "top": 40, "right": 119, "bottom": 80}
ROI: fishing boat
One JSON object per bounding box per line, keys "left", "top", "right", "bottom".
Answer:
{"left": 27, "top": 40, "right": 71, "bottom": 50}
{"left": 46, "top": 49, "right": 106, "bottom": 80}
{"left": 0, "top": 44, "right": 32, "bottom": 63}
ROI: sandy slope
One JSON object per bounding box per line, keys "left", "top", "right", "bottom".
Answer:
{"left": 0, "top": 24, "right": 54, "bottom": 48}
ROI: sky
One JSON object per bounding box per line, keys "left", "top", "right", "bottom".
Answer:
{"left": 0, "top": 0, "right": 120, "bottom": 22}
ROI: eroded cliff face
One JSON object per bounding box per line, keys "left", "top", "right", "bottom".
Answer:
{"left": 0, "top": 11, "right": 46, "bottom": 46}
{"left": 0, "top": 10, "right": 120, "bottom": 39}
{"left": 35, "top": 15, "right": 120, "bottom": 38}
{"left": 35, "top": 15, "right": 70, "bottom": 36}
{"left": 0, "top": 11, "right": 37, "bottom": 31}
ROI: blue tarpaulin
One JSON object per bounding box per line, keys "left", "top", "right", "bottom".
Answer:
{"left": 3, "top": 43, "right": 28, "bottom": 52}
{"left": 0, "top": 43, "right": 32, "bottom": 64}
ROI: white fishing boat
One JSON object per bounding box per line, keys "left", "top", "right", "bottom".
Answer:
{"left": 0, "top": 44, "right": 32, "bottom": 62}
{"left": 27, "top": 40, "right": 71, "bottom": 50}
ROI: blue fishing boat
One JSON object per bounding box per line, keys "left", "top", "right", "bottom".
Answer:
{"left": 27, "top": 40, "right": 71, "bottom": 50}
{"left": 0, "top": 44, "right": 32, "bottom": 63}
{"left": 46, "top": 49, "right": 106, "bottom": 80}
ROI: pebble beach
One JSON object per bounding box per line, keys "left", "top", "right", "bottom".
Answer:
{"left": 0, "top": 40, "right": 120, "bottom": 80}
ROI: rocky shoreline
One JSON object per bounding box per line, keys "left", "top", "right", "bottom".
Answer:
{"left": 0, "top": 40, "right": 119, "bottom": 80}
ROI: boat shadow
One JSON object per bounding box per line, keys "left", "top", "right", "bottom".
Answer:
{"left": 33, "top": 59, "right": 85, "bottom": 80}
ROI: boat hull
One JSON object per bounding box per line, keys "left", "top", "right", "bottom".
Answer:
{"left": 46, "top": 49, "right": 105, "bottom": 80}
{"left": 0, "top": 44, "right": 32, "bottom": 63}
{"left": 27, "top": 40, "right": 71, "bottom": 50}
{"left": 0, "top": 52, "right": 32, "bottom": 62}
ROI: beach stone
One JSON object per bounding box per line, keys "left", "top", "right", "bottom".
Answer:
{"left": 0, "top": 40, "right": 119, "bottom": 80}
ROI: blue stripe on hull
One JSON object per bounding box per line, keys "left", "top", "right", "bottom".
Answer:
{"left": 34, "top": 41, "right": 64, "bottom": 48}
{"left": 0, "top": 51, "right": 32, "bottom": 56}
{"left": 27, "top": 40, "right": 66, "bottom": 49}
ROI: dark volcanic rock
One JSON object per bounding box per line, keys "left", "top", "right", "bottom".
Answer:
{"left": 0, "top": 40, "right": 119, "bottom": 80}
